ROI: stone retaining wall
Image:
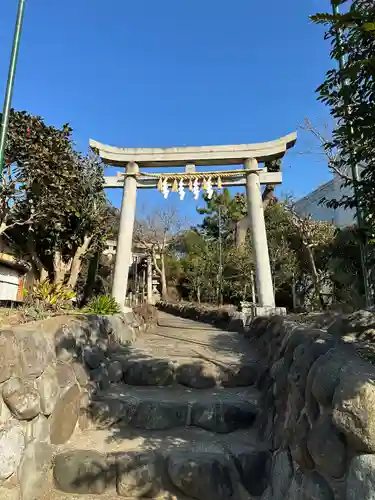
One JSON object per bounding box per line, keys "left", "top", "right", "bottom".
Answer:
{"left": 158, "top": 301, "right": 375, "bottom": 500}
{"left": 0, "top": 310, "right": 146, "bottom": 500}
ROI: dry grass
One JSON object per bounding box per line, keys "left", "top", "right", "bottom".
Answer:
{"left": 0, "top": 305, "right": 55, "bottom": 328}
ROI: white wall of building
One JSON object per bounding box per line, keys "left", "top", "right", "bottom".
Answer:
{"left": 0, "top": 265, "right": 22, "bottom": 301}
{"left": 294, "top": 173, "right": 356, "bottom": 228}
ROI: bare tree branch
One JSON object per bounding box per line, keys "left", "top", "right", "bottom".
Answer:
{"left": 133, "top": 205, "right": 186, "bottom": 299}
{"left": 0, "top": 212, "right": 38, "bottom": 235}
{"left": 298, "top": 117, "right": 352, "bottom": 182}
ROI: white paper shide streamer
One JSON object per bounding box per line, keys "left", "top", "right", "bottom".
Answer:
{"left": 178, "top": 179, "right": 185, "bottom": 200}
{"left": 192, "top": 178, "right": 200, "bottom": 200}
{"left": 162, "top": 179, "right": 169, "bottom": 199}
{"left": 206, "top": 177, "right": 213, "bottom": 199}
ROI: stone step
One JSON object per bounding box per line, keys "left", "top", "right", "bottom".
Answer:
{"left": 51, "top": 427, "right": 270, "bottom": 499}
{"left": 89, "top": 385, "right": 260, "bottom": 433}
{"left": 104, "top": 347, "right": 261, "bottom": 389}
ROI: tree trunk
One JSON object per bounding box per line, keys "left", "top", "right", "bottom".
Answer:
{"left": 262, "top": 184, "right": 277, "bottom": 210}
{"left": 262, "top": 185, "right": 277, "bottom": 209}
{"left": 306, "top": 246, "right": 326, "bottom": 310}
{"left": 53, "top": 252, "right": 72, "bottom": 284}
{"left": 197, "top": 286, "right": 201, "bottom": 304}
{"left": 67, "top": 254, "right": 82, "bottom": 290}
{"left": 67, "top": 235, "right": 93, "bottom": 290}
{"left": 26, "top": 237, "right": 49, "bottom": 282}
{"left": 160, "top": 253, "right": 168, "bottom": 299}
{"left": 83, "top": 251, "right": 100, "bottom": 304}
{"left": 29, "top": 259, "right": 48, "bottom": 282}
{"left": 0, "top": 222, "right": 8, "bottom": 235}
{"left": 40, "top": 268, "right": 49, "bottom": 281}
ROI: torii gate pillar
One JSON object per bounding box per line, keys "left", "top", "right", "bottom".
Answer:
{"left": 112, "top": 162, "right": 138, "bottom": 308}
{"left": 244, "top": 158, "right": 275, "bottom": 308}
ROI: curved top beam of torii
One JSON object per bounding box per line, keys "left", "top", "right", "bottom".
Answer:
{"left": 89, "top": 132, "right": 297, "bottom": 168}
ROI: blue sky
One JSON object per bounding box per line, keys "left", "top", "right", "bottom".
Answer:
{"left": 0, "top": 0, "right": 334, "bottom": 224}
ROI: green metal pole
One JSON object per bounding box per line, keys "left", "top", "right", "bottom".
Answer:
{"left": 0, "top": 0, "right": 26, "bottom": 177}
{"left": 331, "top": 1, "right": 372, "bottom": 307}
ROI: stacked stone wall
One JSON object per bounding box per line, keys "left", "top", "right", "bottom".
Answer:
{"left": 0, "top": 310, "right": 146, "bottom": 500}
{"left": 158, "top": 301, "right": 375, "bottom": 499}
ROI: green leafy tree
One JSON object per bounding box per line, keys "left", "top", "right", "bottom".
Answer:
{"left": 174, "top": 192, "right": 300, "bottom": 306}
{"left": 184, "top": 236, "right": 222, "bottom": 303}
{"left": 223, "top": 244, "right": 255, "bottom": 304}
{"left": 3, "top": 109, "right": 112, "bottom": 288}
{"left": 311, "top": 1, "right": 375, "bottom": 243}
{"left": 265, "top": 204, "right": 299, "bottom": 294}
{"left": 167, "top": 187, "right": 362, "bottom": 310}
{"left": 169, "top": 186, "right": 363, "bottom": 309}
{"left": 197, "top": 189, "right": 247, "bottom": 242}
{"left": 8, "top": 150, "right": 108, "bottom": 288}
{"left": 287, "top": 202, "right": 336, "bottom": 309}
{"left": 324, "top": 226, "right": 365, "bottom": 309}
{"left": 0, "top": 109, "right": 73, "bottom": 236}
{"left": 169, "top": 229, "right": 221, "bottom": 303}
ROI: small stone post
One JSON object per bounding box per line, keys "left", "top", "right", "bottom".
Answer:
{"left": 244, "top": 158, "right": 275, "bottom": 308}
{"left": 111, "top": 162, "right": 139, "bottom": 309}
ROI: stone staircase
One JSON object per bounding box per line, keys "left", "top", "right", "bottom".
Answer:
{"left": 44, "top": 312, "right": 268, "bottom": 500}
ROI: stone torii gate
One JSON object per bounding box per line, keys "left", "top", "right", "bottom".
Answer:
{"left": 90, "top": 133, "right": 297, "bottom": 312}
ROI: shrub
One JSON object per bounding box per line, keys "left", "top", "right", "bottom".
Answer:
{"left": 85, "top": 295, "right": 121, "bottom": 315}
{"left": 24, "top": 279, "right": 76, "bottom": 312}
